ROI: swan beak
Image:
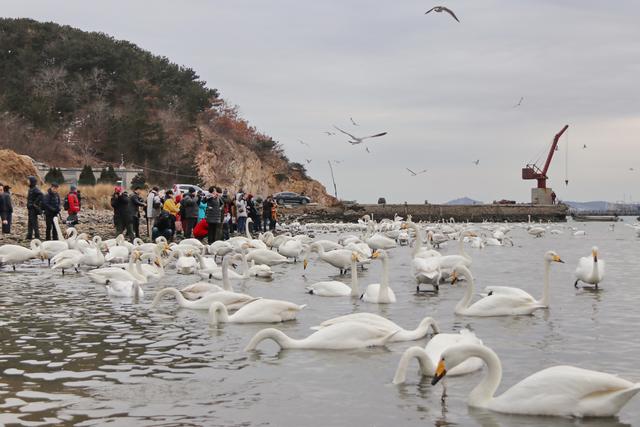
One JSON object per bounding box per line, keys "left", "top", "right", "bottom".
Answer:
{"left": 401, "top": 223, "right": 408, "bottom": 229}
{"left": 431, "top": 360, "right": 447, "bottom": 385}
{"left": 371, "top": 250, "right": 380, "bottom": 259}
{"left": 592, "top": 250, "right": 598, "bottom": 262}
{"left": 303, "top": 259, "right": 308, "bottom": 269}
{"left": 553, "top": 255, "right": 564, "bottom": 263}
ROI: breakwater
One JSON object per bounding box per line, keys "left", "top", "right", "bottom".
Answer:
{"left": 281, "top": 203, "right": 569, "bottom": 223}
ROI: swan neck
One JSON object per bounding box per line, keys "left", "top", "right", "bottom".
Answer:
{"left": 379, "top": 255, "right": 390, "bottom": 300}
{"left": 350, "top": 257, "right": 359, "bottom": 296}
{"left": 467, "top": 345, "right": 502, "bottom": 408}
{"left": 393, "top": 347, "right": 434, "bottom": 384}
{"left": 151, "top": 287, "right": 185, "bottom": 308}
{"left": 54, "top": 217, "right": 63, "bottom": 241}
{"left": 411, "top": 223, "right": 422, "bottom": 257}
{"left": 245, "top": 328, "right": 297, "bottom": 351}
{"left": 455, "top": 266, "right": 475, "bottom": 313}
{"left": 208, "top": 302, "right": 229, "bottom": 325}
{"left": 222, "top": 257, "right": 232, "bottom": 291}
{"left": 541, "top": 258, "right": 551, "bottom": 307}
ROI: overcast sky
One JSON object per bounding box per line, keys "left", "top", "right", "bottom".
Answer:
{"left": 3, "top": 0, "right": 640, "bottom": 203}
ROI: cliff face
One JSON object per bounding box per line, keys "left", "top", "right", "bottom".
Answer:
{"left": 195, "top": 127, "right": 336, "bottom": 206}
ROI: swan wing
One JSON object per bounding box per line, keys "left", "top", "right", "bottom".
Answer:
{"left": 481, "top": 286, "right": 535, "bottom": 302}
{"left": 232, "top": 299, "right": 305, "bottom": 323}
{"left": 464, "top": 293, "right": 541, "bottom": 316}
{"left": 304, "top": 322, "right": 397, "bottom": 349}
{"left": 306, "top": 281, "right": 351, "bottom": 296}
{"left": 490, "top": 366, "right": 638, "bottom": 417}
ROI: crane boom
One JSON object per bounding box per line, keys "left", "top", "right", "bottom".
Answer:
{"left": 522, "top": 125, "right": 569, "bottom": 189}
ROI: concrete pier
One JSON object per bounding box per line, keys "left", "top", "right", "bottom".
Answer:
{"left": 280, "top": 203, "right": 569, "bottom": 223}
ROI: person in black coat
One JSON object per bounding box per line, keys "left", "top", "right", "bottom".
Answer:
{"left": 42, "top": 183, "right": 61, "bottom": 241}
{"left": 1, "top": 185, "right": 13, "bottom": 234}
{"left": 129, "top": 187, "right": 146, "bottom": 238}
{"left": 110, "top": 187, "right": 135, "bottom": 241}
{"left": 26, "top": 176, "right": 43, "bottom": 239}
{"left": 205, "top": 186, "right": 223, "bottom": 244}
{"left": 181, "top": 187, "right": 200, "bottom": 239}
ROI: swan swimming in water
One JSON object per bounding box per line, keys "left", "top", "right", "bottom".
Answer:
{"left": 244, "top": 322, "right": 399, "bottom": 351}
{"left": 452, "top": 260, "right": 561, "bottom": 316}
{"left": 151, "top": 287, "right": 255, "bottom": 311}
{"left": 392, "top": 329, "right": 483, "bottom": 384}
{"left": 574, "top": 246, "right": 605, "bottom": 289}
{"left": 430, "top": 342, "right": 640, "bottom": 417}
{"left": 481, "top": 250, "right": 564, "bottom": 307}
{"left": 361, "top": 250, "right": 396, "bottom": 303}
{"left": 305, "top": 252, "right": 361, "bottom": 297}
{"left": 313, "top": 312, "right": 439, "bottom": 342}
{"left": 208, "top": 299, "right": 306, "bottom": 325}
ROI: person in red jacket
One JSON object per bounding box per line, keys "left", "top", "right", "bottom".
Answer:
{"left": 65, "top": 185, "right": 81, "bottom": 226}
{"left": 193, "top": 218, "right": 208, "bottom": 240}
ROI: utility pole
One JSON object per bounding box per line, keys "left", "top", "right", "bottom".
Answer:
{"left": 328, "top": 160, "right": 338, "bottom": 199}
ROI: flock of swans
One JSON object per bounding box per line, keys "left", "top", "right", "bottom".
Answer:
{"left": 1, "top": 213, "right": 636, "bottom": 419}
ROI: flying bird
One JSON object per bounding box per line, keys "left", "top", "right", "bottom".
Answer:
{"left": 629, "top": 168, "right": 635, "bottom": 171}
{"left": 473, "top": 159, "right": 480, "bottom": 166}
{"left": 324, "top": 131, "right": 336, "bottom": 136}
{"left": 305, "top": 159, "right": 312, "bottom": 164}
{"left": 425, "top": 6, "right": 460, "bottom": 22}
{"left": 333, "top": 125, "right": 388, "bottom": 145}
{"left": 513, "top": 97, "right": 524, "bottom": 108}
{"left": 583, "top": 144, "right": 587, "bottom": 149}
{"left": 350, "top": 117, "right": 359, "bottom": 126}
{"left": 299, "top": 139, "right": 310, "bottom": 147}
{"left": 365, "top": 147, "right": 371, "bottom": 154}
{"left": 333, "top": 160, "right": 342, "bottom": 164}
{"left": 406, "top": 168, "right": 427, "bottom": 176}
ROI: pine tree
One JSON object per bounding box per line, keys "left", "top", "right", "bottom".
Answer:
{"left": 131, "top": 172, "right": 146, "bottom": 189}
{"left": 44, "top": 167, "right": 65, "bottom": 184}
{"left": 78, "top": 165, "right": 97, "bottom": 186}
{"left": 98, "top": 165, "right": 121, "bottom": 184}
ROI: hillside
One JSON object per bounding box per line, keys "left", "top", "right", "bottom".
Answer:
{"left": 0, "top": 18, "right": 336, "bottom": 205}
{"left": 446, "top": 197, "right": 482, "bottom": 205}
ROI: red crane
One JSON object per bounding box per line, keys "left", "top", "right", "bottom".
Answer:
{"left": 522, "top": 125, "right": 569, "bottom": 189}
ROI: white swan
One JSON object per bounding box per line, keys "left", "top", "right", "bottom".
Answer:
{"left": 306, "top": 252, "right": 360, "bottom": 297}
{"left": 151, "top": 287, "right": 255, "bottom": 310}
{"left": 106, "top": 280, "right": 144, "bottom": 299}
{"left": 208, "top": 299, "right": 306, "bottom": 325}
{"left": 105, "top": 243, "right": 130, "bottom": 263}
{"left": 309, "top": 243, "right": 358, "bottom": 274}
{"left": 87, "top": 252, "right": 147, "bottom": 285}
{"left": 392, "top": 329, "right": 483, "bottom": 384}
{"left": 244, "top": 322, "right": 399, "bottom": 351}
{"left": 481, "top": 250, "right": 564, "bottom": 307}
{"left": 245, "top": 249, "right": 289, "bottom": 266}
{"left": 180, "top": 281, "right": 225, "bottom": 300}
{"left": 314, "top": 313, "right": 438, "bottom": 342}
{"left": 430, "top": 342, "right": 640, "bottom": 417}
{"left": 237, "top": 249, "right": 273, "bottom": 278}
{"left": 452, "top": 263, "right": 560, "bottom": 316}
{"left": 0, "top": 241, "right": 45, "bottom": 270}
{"left": 278, "top": 239, "right": 308, "bottom": 261}
{"left": 575, "top": 246, "right": 605, "bottom": 288}
{"left": 361, "top": 250, "right": 396, "bottom": 303}
{"left": 173, "top": 249, "right": 198, "bottom": 275}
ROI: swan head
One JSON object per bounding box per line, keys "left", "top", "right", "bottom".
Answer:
{"left": 371, "top": 249, "right": 387, "bottom": 260}
{"left": 591, "top": 246, "right": 599, "bottom": 262}
{"left": 431, "top": 343, "right": 479, "bottom": 385}
{"left": 303, "top": 258, "right": 308, "bottom": 269}
{"left": 544, "top": 250, "right": 564, "bottom": 264}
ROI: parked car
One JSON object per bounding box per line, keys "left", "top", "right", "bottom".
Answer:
{"left": 378, "top": 197, "right": 386, "bottom": 205}
{"left": 273, "top": 192, "right": 311, "bottom": 205}
{"left": 173, "top": 184, "right": 206, "bottom": 195}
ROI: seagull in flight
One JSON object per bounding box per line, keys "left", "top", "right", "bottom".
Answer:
{"left": 333, "top": 125, "right": 388, "bottom": 145}
{"left": 583, "top": 144, "right": 587, "bottom": 149}
{"left": 305, "top": 159, "right": 312, "bottom": 164}
{"left": 425, "top": 6, "right": 460, "bottom": 22}
{"left": 365, "top": 147, "right": 371, "bottom": 154}
{"left": 350, "top": 117, "right": 359, "bottom": 126}
{"left": 629, "top": 167, "right": 635, "bottom": 171}
{"left": 324, "top": 131, "right": 336, "bottom": 136}
{"left": 473, "top": 159, "right": 480, "bottom": 166}
{"left": 513, "top": 96, "right": 524, "bottom": 107}
{"left": 298, "top": 139, "right": 310, "bottom": 147}
{"left": 406, "top": 168, "right": 427, "bottom": 176}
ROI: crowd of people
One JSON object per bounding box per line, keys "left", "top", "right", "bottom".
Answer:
{"left": 2, "top": 176, "right": 280, "bottom": 245}
{"left": 143, "top": 186, "right": 279, "bottom": 244}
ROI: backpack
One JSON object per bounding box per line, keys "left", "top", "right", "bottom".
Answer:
{"left": 63, "top": 194, "right": 70, "bottom": 211}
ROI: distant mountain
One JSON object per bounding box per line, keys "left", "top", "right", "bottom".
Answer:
{"left": 563, "top": 201, "right": 610, "bottom": 211}
{"left": 446, "top": 197, "right": 482, "bottom": 205}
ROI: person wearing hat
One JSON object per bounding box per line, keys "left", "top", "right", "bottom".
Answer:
{"left": 64, "top": 185, "right": 81, "bottom": 226}
{"left": 26, "top": 176, "right": 43, "bottom": 240}
{"left": 181, "top": 187, "right": 199, "bottom": 239}
{"left": 129, "top": 187, "right": 146, "bottom": 238}
{"left": 42, "top": 182, "right": 61, "bottom": 240}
